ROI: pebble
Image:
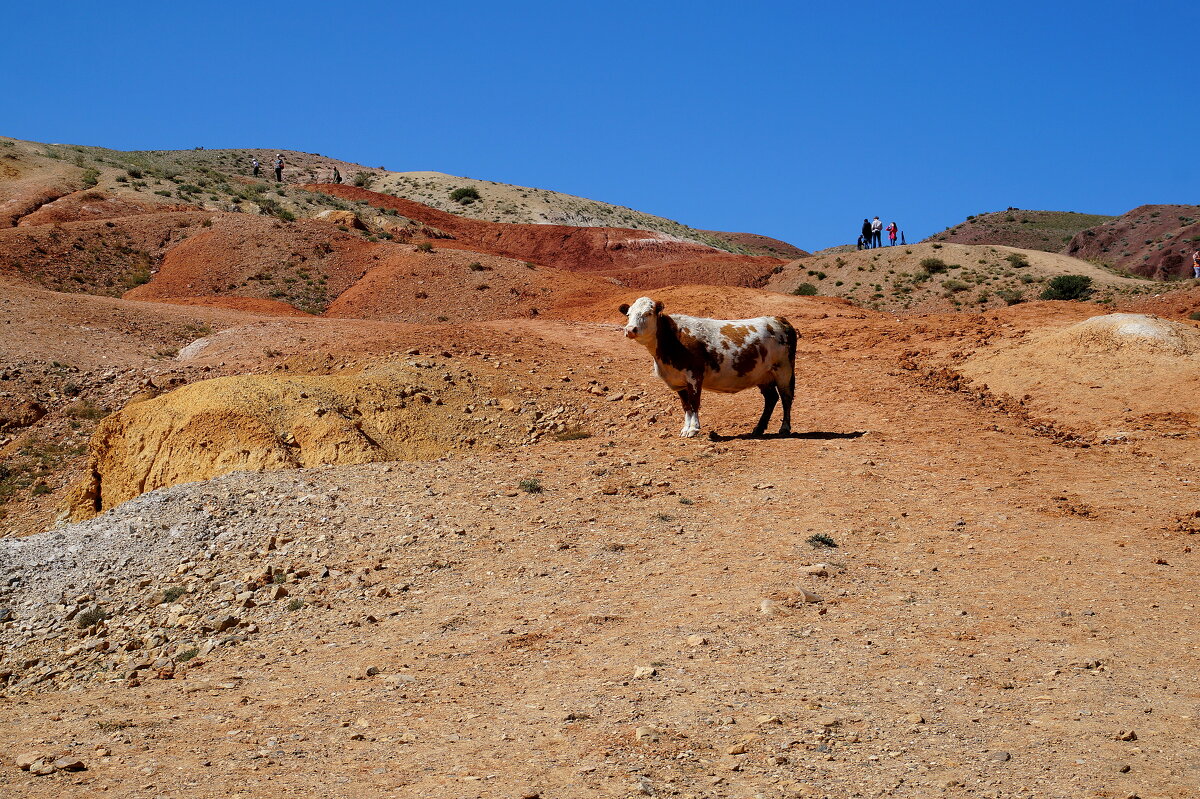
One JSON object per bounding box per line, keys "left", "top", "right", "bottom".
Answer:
{"left": 632, "top": 666, "right": 656, "bottom": 679}
{"left": 988, "top": 750, "right": 1011, "bottom": 762}
{"left": 686, "top": 634, "right": 708, "bottom": 646}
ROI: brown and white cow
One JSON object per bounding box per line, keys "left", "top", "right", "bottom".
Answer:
{"left": 618, "top": 297, "right": 797, "bottom": 438}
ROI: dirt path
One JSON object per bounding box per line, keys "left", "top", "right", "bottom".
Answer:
{"left": 2, "top": 313, "right": 1197, "bottom": 798}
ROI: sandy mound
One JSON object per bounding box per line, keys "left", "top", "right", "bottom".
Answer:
{"left": 67, "top": 358, "right": 537, "bottom": 519}
{"left": 16, "top": 190, "right": 193, "bottom": 226}
{"left": 959, "top": 313, "right": 1200, "bottom": 435}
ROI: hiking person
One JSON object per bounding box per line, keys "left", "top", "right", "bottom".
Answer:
{"left": 886, "top": 221, "right": 898, "bottom": 246}
{"left": 871, "top": 217, "right": 883, "bottom": 248}
{"left": 900, "top": 230, "right": 907, "bottom": 245}
{"left": 251, "top": 157, "right": 260, "bottom": 178}
{"left": 273, "top": 154, "right": 284, "bottom": 182}
{"left": 861, "top": 219, "right": 872, "bottom": 249}
{"left": 856, "top": 234, "right": 866, "bottom": 251}
{"left": 332, "top": 166, "right": 342, "bottom": 184}
{"left": 1193, "top": 249, "right": 1200, "bottom": 279}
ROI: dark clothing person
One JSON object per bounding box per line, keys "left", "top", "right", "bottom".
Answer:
{"left": 332, "top": 167, "right": 342, "bottom": 184}
{"left": 273, "top": 155, "right": 284, "bottom": 182}
{"left": 251, "top": 158, "right": 260, "bottom": 178}
{"left": 861, "top": 219, "right": 872, "bottom": 247}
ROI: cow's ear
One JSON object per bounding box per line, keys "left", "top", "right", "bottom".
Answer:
{"left": 618, "top": 303, "right": 630, "bottom": 316}
{"left": 653, "top": 300, "right": 664, "bottom": 315}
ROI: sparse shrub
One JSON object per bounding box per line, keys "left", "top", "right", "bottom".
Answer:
{"left": 1005, "top": 252, "right": 1030, "bottom": 268}
{"left": 943, "top": 279, "right": 969, "bottom": 293}
{"left": 287, "top": 598, "right": 305, "bottom": 612}
{"left": 160, "top": 585, "right": 187, "bottom": 604}
{"left": 554, "top": 428, "right": 591, "bottom": 441}
{"left": 1040, "top": 274, "right": 1093, "bottom": 301}
{"left": 352, "top": 172, "right": 374, "bottom": 188}
{"left": 467, "top": 262, "right": 489, "bottom": 272}
{"left": 931, "top": 243, "right": 943, "bottom": 249}
{"left": 475, "top": 283, "right": 489, "bottom": 290}
{"left": 76, "top": 606, "right": 106, "bottom": 628}
{"left": 175, "top": 647, "right": 200, "bottom": 662}
{"left": 792, "top": 283, "right": 818, "bottom": 296}
{"left": 518, "top": 477, "right": 543, "bottom": 493}
{"left": 80, "top": 168, "right": 100, "bottom": 188}
{"left": 450, "top": 186, "right": 481, "bottom": 204}
{"left": 654, "top": 513, "right": 674, "bottom": 522}
{"left": 996, "top": 287, "right": 1025, "bottom": 305}
{"left": 31, "top": 481, "right": 51, "bottom": 496}
{"left": 679, "top": 497, "right": 694, "bottom": 505}
{"left": 806, "top": 533, "right": 837, "bottom": 549}
{"left": 126, "top": 168, "right": 143, "bottom": 179}
{"left": 415, "top": 242, "right": 433, "bottom": 253}
{"left": 919, "top": 257, "right": 948, "bottom": 273}
{"left": 1189, "top": 311, "right": 1200, "bottom": 321}
{"left": 64, "top": 400, "right": 107, "bottom": 420}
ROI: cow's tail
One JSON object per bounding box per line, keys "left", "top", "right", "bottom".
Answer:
{"left": 778, "top": 316, "right": 797, "bottom": 396}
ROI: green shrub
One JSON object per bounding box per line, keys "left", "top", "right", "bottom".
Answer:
{"left": 1040, "top": 274, "right": 1093, "bottom": 301}
{"left": 943, "top": 279, "right": 969, "bottom": 292}
{"left": 467, "top": 261, "right": 488, "bottom": 271}
{"left": 80, "top": 168, "right": 100, "bottom": 188}
{"left": 806, "top": 533, "right": 837, "bottom": 549}
{"left": 920, "top": 257, "right": 948, "bottom": 273}
{"left": 415, "top": 242, "right": 433, "bottom": 253}
{"left": 554, "top": 428, "right": 591, "bottom": 441}
{"left": 450, "top": 186, "right": 481, "bottom": 204}
{"left": 352, "top": 172, "right": 373, "bottom": 188}
{"left": 76, "top": 607, "right": 106, "bottom": 628}
{"left": 1189, "top": 311, "right": 1200, "bottom": 321}
{"left": 518, "top": 477, "right": 543, "bottom": 493}
{"left": 1005, "top": 252, "right": 1030, "bottom": 268}
{"left": 996, "top": 288, "right": 1025, "bottom": 305}
{"left": 792, "top": 283, "right": 818, "bottom": 296}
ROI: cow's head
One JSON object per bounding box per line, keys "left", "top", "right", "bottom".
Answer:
{"left": 619, "top": 297, "right": 664, "bottom": 341}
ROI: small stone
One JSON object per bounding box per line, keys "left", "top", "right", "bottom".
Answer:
{"left": 797, "top": 588, "right": 823, "bottom": 604}
{"left": 31, "top": 759, "right": 56, "bottom": 776}
{"left": 817, "top": 715, "right": 840, "bottom": 728}
{"left": 726, "top": 742, "right": 748, "bottom": 755}
{"left": 519, "top": 791, "right": 542, "bottom": 799}
{"left": 1116, "top": 729, "right": 1138, "bottom": 741}
{"left": 365, "top": 666, "right": 380, "bottom": 677}
{"left": 52, "top": 756, "right": 85, "bottom": 771}
{"left": 633, "top": 666, "right": 656, "bottom": 679}
{"left": 905, "top": 713, "right": 925, "bottom": 724}
{"left": 988, "top": 750, "right": 1011, "bottom": 762}
{"left": 756, "top": 714, "right": 783, "bottom": 726}
{"left": 759, "top": 599, "right": 785, "bottom": 615}
{"left": 801, "top": 564, "right": 831, "bottom": 577}
{"left": 686, "top": 634, "right": 708, "bottom": 647}
{"left": 269, "top": 584, "right": 289, "bottom": 600}
{"left": 1117, "top": 764, "right": 1131, "bottom": 773}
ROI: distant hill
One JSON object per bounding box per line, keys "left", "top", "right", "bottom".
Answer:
{"left": 926, "top": 209, "right": 1116, "bottom": 253}
{"left": 1063, "top": 204, "right": 1200, "bottom": 278}
{"left": 764, "top": 242, "right": 1155, "bottom": 313}
{"left": 0, "top": 137, "right": 806, "bottom": 256}
{"left": 697, "top": 230, "right": 809, "bottom": 259}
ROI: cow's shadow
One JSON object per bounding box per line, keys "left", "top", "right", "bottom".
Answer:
{"left": 706, "top": 430, "right": 869, "bottom": 442}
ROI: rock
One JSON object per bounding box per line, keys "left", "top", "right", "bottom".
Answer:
{"left": 802, "top": 563, "right": 835, "bottom": 577}
{"left": 1116, "top": 729, "right": 1138, "bottom": 741}
{"left": 759, "top": 599, "right": 785, "bottom": 615}
{"left": 797, "top": 588, "right": 823, "bottom": 604}
{"left": 726, "top": 742, "right": 748, "bottom": 755}
{"left": 51, "top": 756, "right": 85, "bottom": 771}
{"left": 519, "top": 791, "right": 542, "bottom": 799}
{"left": 314, "top": 209, "right": 365, "bottom": 229}
{"left": 988, "top": 750, "right": 1011, "bottom": 762}
{"left": 364, "top": 666, "right": 380, "bottom": 677}
{"left": 633, "top": 666, "right": 657, "bottom": 679}
{"left": 15, "top": 751, "right": 43, "bottom": 770}
{"left": 686, "top": 634, "right": 708, "bottom": 646}
{"left": 905, "top": 713, "right": 925, "bottom": 724}
{"left": 269, "top": 584, "right": 289, "bottom": 600}
{"left": 756, "top": 715, "right": 783, "bottom": 726}
{"left": 30, "top": 758, "right": 56, "bottom": 776}
{"left": 633, "top": 726, "right": 660, "bottom": 743}
{"left": 214, "top": 615, "right": 239, "bottom": 633}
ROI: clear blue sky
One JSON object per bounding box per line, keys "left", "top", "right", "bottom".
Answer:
{"left": 3, "top": 1, "right": 1196, "bottom": 250}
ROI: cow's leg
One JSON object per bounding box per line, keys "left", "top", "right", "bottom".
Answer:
{"left": 677, "top": 376, "right": 703, "bottom": 437}
{"left": 753, "top": 383, "right": 778, "bottom": 436}
{"left": 776, "top": 368, "right": 794, "bottom": 436}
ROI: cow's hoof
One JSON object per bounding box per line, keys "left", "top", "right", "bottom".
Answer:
{"left": 751, "top": 427, "right": 766, "bottom": 437}
{"left": 779, "top": 426, "right": 791, "bottom": 436}
{"left": 680, "top": 429, "right": 700, "bottom": 438}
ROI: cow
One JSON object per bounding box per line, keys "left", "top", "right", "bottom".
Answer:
{"left": 618, "top": 297, "right": 797, "bottom": 438}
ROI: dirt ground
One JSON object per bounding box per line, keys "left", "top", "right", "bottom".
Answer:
{"left": 2, "top": 283, "right": 1199, "bottom": 798}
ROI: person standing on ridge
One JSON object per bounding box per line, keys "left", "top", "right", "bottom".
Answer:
{"left": 273, "top": 154, "right": 285, "bottom": 182}
{"left": 871, "top": 216, "right": 883, "bottom": 249}
{"left": 332, "top": 166, "right": 342, "bottom": 184}
{"left": 251, "top": 157, "right": 260, "bottom": 178}
{"left": 1193, "top": 249, "right": 1200, "bottom": 279}
{"left": 861, "top": 218, "right": 872, "bottom": 249}
{"left": 886, "top": 220, "right": 898, "bottom": 246}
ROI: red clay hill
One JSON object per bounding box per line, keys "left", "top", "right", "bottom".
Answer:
{"left": 300, "top": 184, "right": 783, "bottom": 288}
